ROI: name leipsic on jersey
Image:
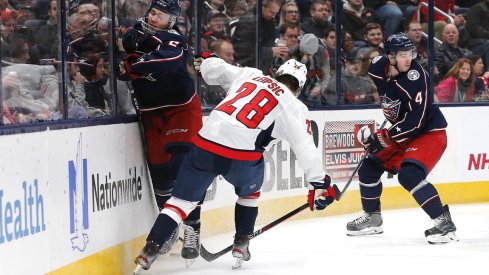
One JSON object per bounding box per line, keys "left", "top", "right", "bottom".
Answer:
{"left": 193, "top": 58, "right": 324, "bottom": 183}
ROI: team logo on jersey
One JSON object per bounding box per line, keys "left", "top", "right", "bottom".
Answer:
{"left": 372, "top": 56, "right": 381, "bottom": 64}
{"left": 381, "top": 96, "right": 401, "bottom": 121}
{"left": 407, "top": 70, "right": 420, "bottom": 81}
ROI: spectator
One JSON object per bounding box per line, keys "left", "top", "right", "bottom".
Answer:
{"left": 290, "top": 33, "right": 330, "bottom": 106}
{"left": 232, "top": 0, "right": 284, "bottom": 69}
{"left": 201, "top": 39, "right": 237, "bottom": 106}
{"left": 270, "top": 23, "right": 299, "bottom": 73}
{"left": 1, "top": 9, "right": 19, "bottom": 43}
{"left": 467, "top": 54, "right": 489, "bottom": 99}
{"left": 31, "top": 0, "right": 58, "bottom": 64}
{"left": 79, "top": 53, "right": 111, "bottom": 114}
{"left": 300, "top": 0, "right": 333, "bottom": 38}
{"left": 201, "top": 12, "right": 229, "bottom": 51}
{"left": 278, "top": 1, "right": 300, "bottom": 29}
{"left": 342, "top": 31, "right": 355, "bottom": 62}
{"left": 203, "top": 0, "right": 231, "bottom": 24}
{"left": 416, "top": 0, "right": 465, "bottom": 41}
{"left": 435, "top": 57, "right": 475, "bottom": 102}
{"left": 229, "top": 0, "right": 249, "bottom": 19}
{"left": 359, "top": 22, "right": 384, "bottom": 54}
{"left": 404, "top": 20, "right": 428, "bottom": 68}
{"left": 3, "top": 32, "right": 31, "bottom": 64}
{"left": 363, "top": 0, "right": 403, "bottom": 37}
{"left": 464, "top": 0, "right": 489, "bottom": 68}
{"left": 322, "top": 48, "right": 377, "bottom": 105}
{"left": 435, "top": 23, "right": 472, "bottom": 78}
{"left": 342, "top": 0, "right": 378, "bottom": 43}
{"left": 322, "top": 26, "right": 337, "bottom": 73}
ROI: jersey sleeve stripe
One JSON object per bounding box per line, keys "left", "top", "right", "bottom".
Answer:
{"left": 191, "top": 134, "right": 262, "bottom": 161}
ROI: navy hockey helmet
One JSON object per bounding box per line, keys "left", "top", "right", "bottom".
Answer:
{"left": 384, "top": 33, "right": 415, "bottom": 55}
{"left": 141, "top": 0, "right": 181, "bottom": 34}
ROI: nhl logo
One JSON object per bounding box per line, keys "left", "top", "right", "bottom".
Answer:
{"left": 407, "top": 70, "right": 420, "bottom": 81}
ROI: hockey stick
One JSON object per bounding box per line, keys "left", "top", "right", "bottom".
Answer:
{"left": 199, "top": 202, "right": 310, "bottom": 262}
{"left": 336, "top": 119, "right": 388, "bottom": 200}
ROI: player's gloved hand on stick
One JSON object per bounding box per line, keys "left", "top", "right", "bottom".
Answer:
{"left": 363, "top": 128, "right": 400, "bottom": 154}
{"left": 194, "top": 52, "right": 220, "bottom": 75}
{"left": 307, "top": 175, "right": 338, "bottom": 211}
{"left": 122, "top": 21, "right": 145, "bottom": 53}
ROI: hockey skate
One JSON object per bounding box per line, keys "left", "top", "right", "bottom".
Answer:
{"left": 231, "top": 235, "right": 251, "bottom": 269}
{"left": 159, "top": 224, "right": 180, "bottom": 255}
{"left": 346, "top": 211, "right": 383, "bottom": 236}
{"left": 181, "top": 222, "right": 201, "bottom": 267}
{"left": 134, "top": 240, "right": 161, "bottom": 272}
{"left": 425, "top": 205, "right": 459, "bottom": 244}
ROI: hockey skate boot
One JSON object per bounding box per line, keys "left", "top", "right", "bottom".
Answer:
{"left": 425, "top": 205, "right": 459, "bottom": 244}
{"left": 134, "top": 240, "right": 161, "bottom": 271}
{"left": 346, "top": 211, "right": 383, "bottom": 236}
{"left": 181, "top": 222, "right": 201, "bottom": 267}
{"left": 159, "top": 224, "right": 180, "bottom": 255}
{"left": 232, "top": 235, "right": 251, "bottom": 269}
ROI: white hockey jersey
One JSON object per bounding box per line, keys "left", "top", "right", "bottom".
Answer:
{"left": 193, "top": 58, "right": 324, "bottom": 183}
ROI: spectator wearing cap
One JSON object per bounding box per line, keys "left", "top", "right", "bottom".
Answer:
{"left": 232, "top": 0, "right": 284, "bottom": 69}
{"left": 201, "top": 12, "right": 230, "bottom": 51}
{"left": 300, "top": 0, "right": 333, "bottom": 39}
{"left": 290, "top": 33, "right": 331, "bottom": 106}
{"left": 322, "top": 48, "right": 377, "bottom": 105}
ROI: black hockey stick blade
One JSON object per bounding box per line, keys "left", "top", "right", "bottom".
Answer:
{"left": 199, "top": 203, "right": 310, "bottom": 262}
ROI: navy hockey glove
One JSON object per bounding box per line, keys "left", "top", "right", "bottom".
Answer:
{"left": 122, "top": 21, "right": 145, "bottom": 53}
{"left": 194, "top": 52, "right": 220, "bottom": 75}
{"left": 307, "top": 175, "right": 338, "bottom": 211}
{"left": 363, "top": 128, "right": 398, "bottom": 154}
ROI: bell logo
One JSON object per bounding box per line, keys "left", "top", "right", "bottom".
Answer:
{"left": 68, "top": 133, "right": 89, "bottom": 252}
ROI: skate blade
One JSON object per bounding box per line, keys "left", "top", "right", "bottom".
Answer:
{"left": 232, "top": 257, "right": 244, "bottom": 270}
{"left": 427, "top": 232, "right": 459, "bottom": 244}
{"left": 346, "top": 226, "right": 383, "bottom": 236}
{"left": 185, "top": 258, "right": 196, "bottom": 268}
{"left": 133, "top": 264, "right": 143, "bottom": 275}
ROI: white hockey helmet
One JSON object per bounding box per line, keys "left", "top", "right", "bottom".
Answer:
{"left": 275, "top": 59, "right": 307, "bottom": 96}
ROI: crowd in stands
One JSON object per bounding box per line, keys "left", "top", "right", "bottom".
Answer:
{"left": 2, "top": 0, "right": 489, "bottom": 125}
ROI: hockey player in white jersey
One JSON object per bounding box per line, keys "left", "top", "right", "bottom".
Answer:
{"left": 134, "top": 56, "right": 337, "bottom": 271}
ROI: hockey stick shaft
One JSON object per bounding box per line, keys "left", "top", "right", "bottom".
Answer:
{"left": 336, "top": 119, "right": 388, "bottom": 200}
{"left": 199, "top": 203, "right": 310, "bottom": 262}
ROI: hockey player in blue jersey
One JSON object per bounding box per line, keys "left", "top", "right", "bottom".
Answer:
{"left": 120, "top": 0, "right": 203, "bottom": 263}
{"left": 346, "top": 33, "right": 458, "bottom": 244}
{"left": 133, "top": 57, "right": 338, "bottom": 271}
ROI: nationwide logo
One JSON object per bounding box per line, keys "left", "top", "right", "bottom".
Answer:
{"left": 68, "top": 133, "right": 89, "bottom": 252}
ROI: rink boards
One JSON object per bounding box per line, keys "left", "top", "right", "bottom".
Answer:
{"left": 0, "top": 107, "right": 488, "bottom": 274}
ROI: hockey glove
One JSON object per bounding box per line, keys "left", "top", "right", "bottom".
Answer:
{"left": 194, "top": 52, "right": 220, "bottom": 75}
{"left": 120, "top": 53, "right": 145, "bottom": 80}
{"left": 122, "top": 21, "right": 145, "bottom": 53}
{"left": 307, "top": 175, "right": 338, "bottom": 211}
{"left": 363, "top": 128, "right": 397, "bottom": 154}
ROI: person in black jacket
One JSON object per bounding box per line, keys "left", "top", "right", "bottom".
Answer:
{"left": 464, "top": 0, "right": 489, "bottom": 68}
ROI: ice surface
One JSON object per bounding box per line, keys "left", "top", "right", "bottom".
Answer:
{"left": 140, "top": 203, "right": 489, "bottom": 275}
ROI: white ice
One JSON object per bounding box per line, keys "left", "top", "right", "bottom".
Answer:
{"left": 141, "top": 202, "right": 489, "bottom": 275}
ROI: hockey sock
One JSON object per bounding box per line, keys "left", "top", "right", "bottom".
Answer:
{"left": 359, "top": 180, "right": 382, "bottom": 213}
{"left": 148, "top": 214, "right": 179, "bottom": 246}
{"left": 184, "top": 202, "right": 202, "bottom": 231}
{"left": 411, "top": 182, "right": 444, "bottom": 219}
{"left": 234, "top": 203, "right": 258, "bottom": 236}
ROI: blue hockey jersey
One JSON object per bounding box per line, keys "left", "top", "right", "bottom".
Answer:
{"left": 368, "top": 55, "right": 447, "bottom": 142}
{"left": 129, "top": 29, "right": 195, "bottom": 110}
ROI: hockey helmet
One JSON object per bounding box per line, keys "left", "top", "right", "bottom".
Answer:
{"left": 141, "top": 0, "right": 181, "bottom": 34}
{"left": 275, "top": 59, "right": 307, "bottom": 96}
{"left": 384, "top": 33, "right": 416, "bottom": 55}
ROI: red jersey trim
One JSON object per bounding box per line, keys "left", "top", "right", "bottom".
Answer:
{"left": 192, "top": 134, "right": 262, "bottom": 161}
